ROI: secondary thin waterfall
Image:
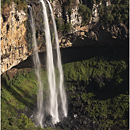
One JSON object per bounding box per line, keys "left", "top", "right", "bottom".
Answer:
{"left": 46, "top": 0, "right": 67, "bottom": 117}
{"left": 28, "top": 6, "right": 44, "bottom": 127}
{"left": 40, "top": 0, "right": 59, "bottom": 124}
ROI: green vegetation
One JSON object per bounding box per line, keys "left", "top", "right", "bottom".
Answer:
{"left": 77, "top": 0, "right": 128, "bottom": 25}
{"left": 55, "top": 0, "right": 77, "bottom": 33}
{"left": 63, "top": 57, "right": 128, "bottom": 129}
{"left": 63, "top": 57, "right": 127, "bottom": 88}
{"left": 1, "top": 0, "right": 27, "bottom": 12}
{"left": 80, "top": 93, "right": 128, "bottom": 129}
{"left": 56, "top": 17, "right": 72, "bottom": 33}
{"left": 1, "top": 55, "right": 128, "bottom": 129}
{"left": 1, "top": 0, "right": 12, "bottom": 6}
{"left": 1, "top": 69, "right": 53, "bottom": 130}
{"left": 2, "top": 0, "right": 128, "bottom": 28}
{"left": 61, "top": 22, "right": 72, "bottom": 33}
{"left": 78, "top": 4, "right": 92, "bottom": 25}
{"left": 99, "top": 0, "right": 129, "bottom": 24}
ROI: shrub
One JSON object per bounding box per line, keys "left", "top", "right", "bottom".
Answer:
{"left": 98, "top": 0, "right": 129, "bottom": 24}
{"left": 78, "top": 4, "right": 92, "bottom": 24}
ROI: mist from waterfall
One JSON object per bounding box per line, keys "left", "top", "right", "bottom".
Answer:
{"left": 28, "top": 6, "right": 44, "bottom": 128}
{"left": 46, "top": 0, "right": 67, "bottom": 117}
{"left": 40, "top": 0, "right": 59, "bottom": 124}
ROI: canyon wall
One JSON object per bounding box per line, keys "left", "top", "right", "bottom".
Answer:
{"left": 1, "top": 0, "right": 128, "bottom": 74}
{"left": 1, "top": 3, "right": 28, "bottom": 74}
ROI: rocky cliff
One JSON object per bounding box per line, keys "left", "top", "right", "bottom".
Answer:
{"left": 59, "top": 23, "right": 128, "bottom": 48}
{"left": 1, "top": 3, "right": 28, "bottom": 74}
{"left": 1, "top": 0, "right": 129, "bottom": 74}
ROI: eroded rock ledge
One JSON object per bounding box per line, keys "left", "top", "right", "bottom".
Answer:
{"left": 59, "top": 23, "right": 128, "bottom": 48}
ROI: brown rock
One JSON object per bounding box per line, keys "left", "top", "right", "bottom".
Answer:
{"left": 1, "top": 3, "right": 28, "bottom": 74}
{"left": 81, "top": 32, "right": 85, "bottom": 36}
{"left": 6, "top": 68, "right": 18, "bottom": 79}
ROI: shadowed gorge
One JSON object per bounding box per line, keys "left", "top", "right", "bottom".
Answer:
{"left": 1, "top": 0, "right": 129, "bottom": 130}
{"left": 2, "top": 45, "right": 128, "bottom": 129}
{"left": 14, "top": 46, "right": 128, "bottom": 68}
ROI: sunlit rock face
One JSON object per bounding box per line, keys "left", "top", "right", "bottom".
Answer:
{"left": 1, "top": 3, "right": 28, "bottom": 74}
{"left": 1, "top": 0, "right": 128, "bottom": 74}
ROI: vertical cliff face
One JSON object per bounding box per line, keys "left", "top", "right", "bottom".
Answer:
{"left": 52, "top": 0, "right": 82, "bottom": 33}
{"left": 1, "top": 3, "right": 28, "bottom": 74}
{"left": 1, "top": 0, "right": 83, "bottom": 74}
{"left": 1, "top": 0, "right": 128, "bottom": 74}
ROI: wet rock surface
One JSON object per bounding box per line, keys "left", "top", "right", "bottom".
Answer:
{"left": 31, "top": 109, "right": 98, "bottom": 130}
{"left": 55, "top": 113, "right": 98, "bottom": 130}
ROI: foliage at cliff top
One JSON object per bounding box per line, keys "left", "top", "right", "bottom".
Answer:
{"left": 1, "top": 0, "right": 27, "bottom": 12}
{"left": 99, "top": 0, "right": 129, "bottom": 24}
{"left": 2, "top": 0, "right": 128, "bottom": 32}
{"left": 78, "top": 0, "right": 128, "bottom": 25}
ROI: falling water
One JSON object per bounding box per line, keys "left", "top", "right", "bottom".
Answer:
{"left": 46, "top": 0, "right": 67, "bottom": 117}
{"left": 28, "top": 6, "right": 44, "bottom": 127}
{"left": 40, "top": 0, "right": 59, "bottom": 124}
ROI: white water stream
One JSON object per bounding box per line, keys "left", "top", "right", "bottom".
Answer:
{"left": 40, "top": 0, "right": 59, "bottom": 124}
{"left": 28, "top": 6, "right": 44, "bottom": 127}
{"left": 28, "top": 0, "right": 68, "bottom": 126}
{"left": 46, "top": 0, "right": 67, "bottom": 117}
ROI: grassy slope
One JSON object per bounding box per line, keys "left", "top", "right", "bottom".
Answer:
{"left": 1, "top": 69, "right": 52, "bottom": 130}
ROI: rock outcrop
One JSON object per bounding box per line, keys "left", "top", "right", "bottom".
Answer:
{"left": 51, "top": 0, "right": 82, "bottom": 33}
{"left": 1, "top": 3, "right": 28, "bottom": 74}
{"left": 59, "top": 23, "right": 128, "bottom": 47}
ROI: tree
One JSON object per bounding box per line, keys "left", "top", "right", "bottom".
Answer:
{"left": 98, "top": 0, "right": 128, "bottom": 24}
{"left": 78, "top": 4, "right": 92, "bottom": 24}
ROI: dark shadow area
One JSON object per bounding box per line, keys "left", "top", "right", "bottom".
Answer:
{"left": 14, "top": 52, "right": 47, "bottom": 69}
{"left": 14, "top": 45, "right": 128, "bottom": 70}
{"left": 13, "top": 55, "right": 34, "bottom": 69}
{"left": 60, "top": 46, "right": 128, "bottom": 65}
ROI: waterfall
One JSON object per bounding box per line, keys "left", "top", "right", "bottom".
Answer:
{"left": 28, "top": 6, "right": 44, "bottom": 127}
{"left": 40, "top": 0, "right": 59, "bottom": 124}
{"left": 28, "top": 0, "right": 68, "bottom": 126}
{"left": 46, "top": 0, "right": 67, "bottom": 117}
